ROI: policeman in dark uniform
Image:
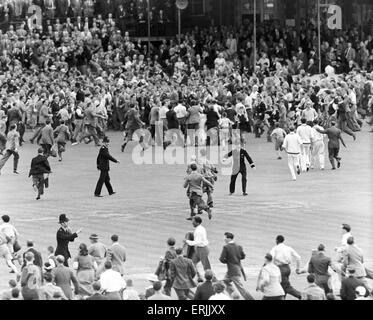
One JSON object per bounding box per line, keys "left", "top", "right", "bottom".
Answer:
{"left": 224, "top": 143, "right": 256, "bottom": 196}
{"left": 94, "top": 136, "right": 120, "bottom": 197}
{"left": 55, "top": 214, "right": 82, "bottom": 267}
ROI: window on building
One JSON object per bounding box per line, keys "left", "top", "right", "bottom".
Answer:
{"left": 190, "top": 0, "right": 205, "bottom": 16}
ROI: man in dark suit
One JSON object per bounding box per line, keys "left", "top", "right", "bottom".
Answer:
{"left": 94, "top": 136, "right": 120, "bottom": 197}
{"left": 340, "top": 268, "right": 366, "bottom": 300}
{"left": 86, "top": 281, "right": 109, "bottom": 300}
{"left": 308, "top": 244, "right": 332, "bottom": 294}
{"left": 22, "top": 240, "right": 43, "bottom": 270}
{"left": 169, "top": 247, "right": 197, "bottom": 300}
{"left": 223, "top": 142, "right": 256, "bottom": 196}
{"left": 55, "top": 214, "right": 82, "bottom": 267}
{"left": 193, "top": 269, "right": 214, "bottom": 300}
{"left": 29, "top": 147, "right": 51, "bottom": 200}
{"left": 219, "top": 232, "right": 254, "bottom": 300}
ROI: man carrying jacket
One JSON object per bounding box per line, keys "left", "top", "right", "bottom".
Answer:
{"left": 220, "top": 232, "right": 254, "bottom": 300}
{"left": 94, "top": 136, "right": 120, "bottom": 197}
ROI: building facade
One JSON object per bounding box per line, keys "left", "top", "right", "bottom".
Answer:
{"left": 182, "top": 0, "right": 373, "bottom": 32}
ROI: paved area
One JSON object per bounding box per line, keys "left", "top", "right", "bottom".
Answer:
{"left": 0, "top": 126, "right": 372, "bottom": 299}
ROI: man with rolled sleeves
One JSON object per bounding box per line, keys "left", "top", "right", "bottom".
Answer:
{"left": 94, "top": 136, "right": 120, "bottom": 197}
{"left": 55, "top": 214, "right": 82, "bottom": 267}
{"left": 185, "top": 217, "right": 213, "bottom": 283}
{"left": 270, "top": 235, "right": 302, "bottom": 299}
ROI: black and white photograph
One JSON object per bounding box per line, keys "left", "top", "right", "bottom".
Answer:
{"left": 0, "top": 0, "right": 372, "bottom": 308}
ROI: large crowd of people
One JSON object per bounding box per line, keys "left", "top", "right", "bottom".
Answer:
{"left": 0, "top": 2, "right": 372, "bottom": 301}
{"left": 0, "top": 214, "right": 372, "bottom": 300}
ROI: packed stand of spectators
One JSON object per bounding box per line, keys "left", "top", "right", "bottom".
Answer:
{"left": 1, "top": 16, "right": 373, "bottom": 154}
{"left": 0, "top": 0, "right": 176, "bottom": 36}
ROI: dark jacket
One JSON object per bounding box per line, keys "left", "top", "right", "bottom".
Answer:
{"left": 166, "top": 109, "right": 179, "bottom": 130}
{"left": 29, "top": 155, "right": 51, "bottom": 177}
{"left": 170, "top": 256, "right": 197, "bottom": 290}
{"left": 55, "top": 227, "right": 78, "bottom": 261}
{"left": 97, "top": 145, "right": 118, "bottom": 171}
{"left": 219, "top": 242, "right": 246, "bottom": 277}
{"left": 22, "top": 247, "right": 43, "bottom": 269}
{"left": 340, "top": 276, "right": 364, "bottom": 300}
{"left": 226, "top": 149, "right": 255, "bottom": 173}
{"left": 205, "top": 109, "right": 220, "bottom": 130}
{"left": 194, "top": 280, "right": 214, "bottom": 300}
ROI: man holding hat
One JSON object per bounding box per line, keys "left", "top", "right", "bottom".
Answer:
{"left": 94, "top": 136, "right": 120, "bottom": 197}
{"left": 29, "top": 147, "right": 51, "bottom": 200}
{"left": 55, "top": 214, "right": 82, "bottom": 267}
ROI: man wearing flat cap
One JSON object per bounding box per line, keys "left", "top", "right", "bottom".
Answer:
{"left": 55, "top": 214, "right": 82, "bottom": 267}
{"left": 88, "top": 234, "right": 107, "bottom": 276}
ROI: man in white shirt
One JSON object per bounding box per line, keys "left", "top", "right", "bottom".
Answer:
{"left": 270, "top": 235, "right": 302, "bottom": 300}
{"left": 100, "top": 261, "right": 126, "bottom": 300}
{"left": 282, "top": 126, "right": 303, "bottom": 181}
{"left": 209, "top": 282, "right": 231, "bottom": 300}
{"left": 185, "top": 217, "right": 212, "bottom": 282}
{"left": 174, "top": 101, "right": 188, "bottom": 139}
{"left": 310, "top": 119, "right": 325, "bottom": 170}
{"left": 0, "top": 215, "right": 19, "bottom": 256}
{"left": 296, "top": 118, "right": 312, "bottom": 172}
{"left": 301, "top": 101, "right": 318, "bottom": 123}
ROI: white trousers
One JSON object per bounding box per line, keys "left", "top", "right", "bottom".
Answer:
{"left": 311, "top": 140, "right": 325, "bottom": 169}
{"left": 300, "top": 143, "right": 311, "bottom": 172}
{"left": 287, "top": 153, "right": 300, "bottom": 180}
